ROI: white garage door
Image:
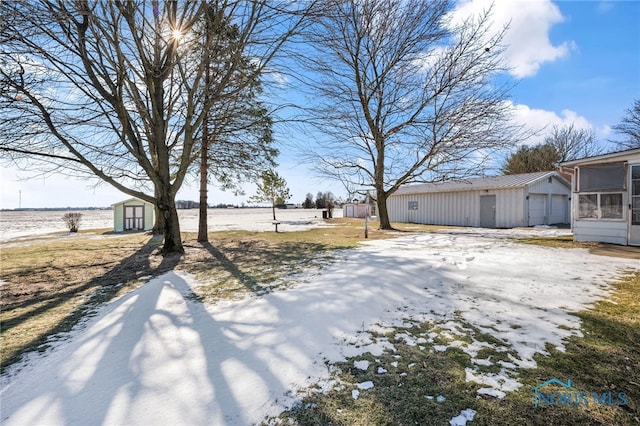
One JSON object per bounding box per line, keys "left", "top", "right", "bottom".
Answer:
{"left": 528, "top": 194, "right": 546, "bottom": 226}
{"left": 550, "top": 195, "right": 568, "bottom": 224}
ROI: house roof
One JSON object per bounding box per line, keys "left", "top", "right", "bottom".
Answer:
{"left": 393, "top": 171, "right": 569, "bottom": 195}
{"left": 558, "top": 148, "right": 640, "bottom": 167}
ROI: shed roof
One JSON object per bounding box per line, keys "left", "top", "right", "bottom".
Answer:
{"left": 393, "top": 171, "right": 569, "bottom": 195}
{"left": 111, "top": 197, "right": 153, "bottom": 207}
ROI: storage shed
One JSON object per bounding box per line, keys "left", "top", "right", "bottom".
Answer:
{"left": 112, "top": 198, "right": 154, "bottom": 232}
{"left": 387, "top": 171, "right": 571, "bottom": 228}
{"left": 343, "top": 203, "right": 376, "bottom": 218}
{"left": 559, "top": 148, "right": 640, "bottom": 246}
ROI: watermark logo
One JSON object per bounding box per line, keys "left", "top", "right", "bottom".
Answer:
{"left": 532, "top": 378, "right": 628, "bottom": 408}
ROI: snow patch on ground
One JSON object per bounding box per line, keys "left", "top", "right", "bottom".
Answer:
{"left": 1, "top": 230, "right": 637, "bottom": 425}
{"left": 477, "top": 387, "right": 507, "bottom": 399}
{"left": 356, "top": 381, "right": 374, "bottom": 390}
{"left": 449, "top": 408, "right": 477, "bottom": 426}
{"left": 353, "top": 360, "right": 369, "bottom": 371}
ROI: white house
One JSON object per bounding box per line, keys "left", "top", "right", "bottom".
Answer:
{"left": 112, "top": 198, "right": 154, "bottom": 232}
{"left": 559, "top": 148, "right": 640, "bottom": 246}
{"left": 387, "top": 171, "right": 571, "bottom": 228}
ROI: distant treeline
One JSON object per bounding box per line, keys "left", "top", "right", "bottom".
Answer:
{"left": 1, "top": 207, "right": 112, "bottom": 212}
{"left": 176, "top": 200, "right": 263, "bottom": 209}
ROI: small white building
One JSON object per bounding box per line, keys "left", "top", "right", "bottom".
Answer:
{"left": 343, "top": 203, "right": 376, "bottom": 218}
{"left": 112, "top": 198, "right": 154, "bottom": 232}
{"left": 387, "top": 171, "right": 571, "bottom": 228}
{"left": 559, "top": 148, "right": 640, "bottom": 246}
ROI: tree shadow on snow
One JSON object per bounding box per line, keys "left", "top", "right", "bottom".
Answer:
{"left": 1, "top": 272, "right": 296, "bottom": 425}
{"left": 1, "top": 235, "right": 181, "bottom": 373}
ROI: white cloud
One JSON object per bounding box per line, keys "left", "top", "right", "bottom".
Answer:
{"left": 596, "top": 1, "right": 614, "bottom": 14}
{"left": 450, "top": 0, "right": 575, "bottom": 78}
{"left": 508, "top": 101, "right": 594, "bottom": 145}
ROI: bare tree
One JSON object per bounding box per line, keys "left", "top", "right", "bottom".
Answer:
{"left": 611, "top": 99, "right": 640, "bottom": 149}
{"left": 0, "top": 1, "right": 310, "bottom": 253}
{"left": 298, "top": 0, "right": 517, "bottom": 229}
{"left": 544, "top": 124, "right": 601, "bottom": 161}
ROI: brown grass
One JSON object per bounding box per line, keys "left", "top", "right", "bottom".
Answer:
{"left": 0, "top": 218, "right": 438, "bottom": 372}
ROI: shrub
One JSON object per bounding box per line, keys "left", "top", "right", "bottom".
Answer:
{"left": 62, "top": 212, "right": 83, "bottom": 233}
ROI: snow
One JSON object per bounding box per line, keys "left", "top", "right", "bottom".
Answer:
{"left": 353, "top": 360, "right": 369, "bottom": 371}
{"left": 465, "top": 368, "right": 522, "bottom": 393}
{"left": 477, "top": 387, "right": 506, "bottom": 399}
{"left": 356, "top": 381, "right": 374, "bottom": 390}
{"left": 449, "top": 408, "right": 477, "bottom": 426}
{"left": 1, "top": 229, "right": 637, "bottom": 425}
{"left": 0, "top": 208, "right": 341, "bottom": 242}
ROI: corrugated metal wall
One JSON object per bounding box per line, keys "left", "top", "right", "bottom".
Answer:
{"left": 387, "top": 188, "right": 526, "bottom": 228}
{"left": 528, "top": 176, "right": 567, "bottom": 194}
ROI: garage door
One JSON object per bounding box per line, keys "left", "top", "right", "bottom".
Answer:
{"left": 528, "top": 194, "right": 546, "bottom": 226}
{"left": 550, "top": 195, "right": 568, "bottom": 224}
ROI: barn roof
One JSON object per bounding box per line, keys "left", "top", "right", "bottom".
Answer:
{"left": 393, "top": 171, "right": 569, "bottom": 195}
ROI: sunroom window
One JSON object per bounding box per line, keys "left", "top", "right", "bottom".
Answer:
{"left": 578, "top": 193, "right": 623, "bottom": 219}
{"left": 579, "top": 163, "right": 624, "bottom": 191}
{"left": 577, "top": 163, "right": 625, "bottom": 220}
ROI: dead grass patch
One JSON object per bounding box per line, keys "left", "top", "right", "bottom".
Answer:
{"left": 515, "top": 235, "right": 640, "bottom": 260}
{"left": 513, "top": 234, "right": 597, "bottom": 249}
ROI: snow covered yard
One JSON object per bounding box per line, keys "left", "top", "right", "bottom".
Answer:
{"left": 1, "top": 230, "right": 638, "bottom": 425}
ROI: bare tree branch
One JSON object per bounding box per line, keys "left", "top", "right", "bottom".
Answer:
{"left": 611, "top": 99, "right": 640, "bottom": 149}
{"left": 296, "top": 0, "right": 519, "bottom": 228}
{"left": 0, "top": 0, "right": 313, "bottom": 253}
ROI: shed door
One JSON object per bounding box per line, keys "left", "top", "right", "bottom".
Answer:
{"left": 480, "top": 195, "right": 496, "bottom": 228}
{"left": 407, "top": 201, "right": 418, "bottom": 223}
{"left": 345, "top": 205, "right": 354, "bottom": 218}
{"left": 528, "top": 194, "right": 546, "bottom": 226}
{"left": 550, "top": 195, "right": 568, "bottom": 225}
{"left": 630, "top": 165, "right": 640, "bottom": 246}
{"left": 124, "top": 206, "right": 144, "bottom": 230}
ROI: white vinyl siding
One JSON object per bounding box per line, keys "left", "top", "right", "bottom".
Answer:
{"left": 573, "top": 220, "right": 628, "bottom": 245}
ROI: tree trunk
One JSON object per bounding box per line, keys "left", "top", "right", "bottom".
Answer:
{"left": 157, "top": 190, "right": 184, "bottom": 254}
{"left": 197, "top": 13, "right": 210, "bottom": 243}
{"left": 197, "top": 112, "right": 209, "bottom": 242}
{"left": 152, "top": 186, "right": 165, "bottom": 234}
{"left": 376, "top": 190, "right": 393, "bottom": 230}
{"left": 272, "top": 203, "right": 277, "bottom": 221}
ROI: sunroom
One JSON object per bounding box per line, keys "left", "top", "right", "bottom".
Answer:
{"left": 559, "top": 148, "right": 640, "bottom": 245}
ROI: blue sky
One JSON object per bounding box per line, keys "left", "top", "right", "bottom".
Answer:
{"left": 1, "top": 0, "right": 639, "bottom": 209}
